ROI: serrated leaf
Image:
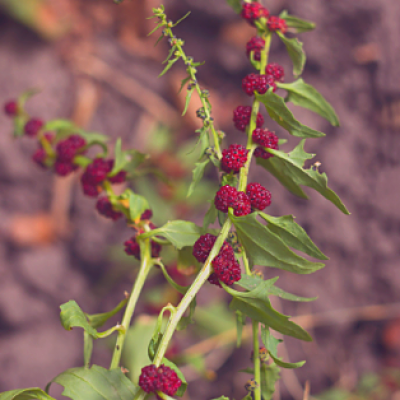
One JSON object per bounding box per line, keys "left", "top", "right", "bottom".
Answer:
{"left": 60, "top": 300, "right": 98, "bottom": 338}
{"left": 0, "top": 388, "right": 55, "bottom": 400}
{"left": 159, "top": 57, "right": 180, "bottom": 77}
{"left": 141, "top": 220, "right": 201, "bottom": 249}
{"left": 225, "top": 282, "right": 312, "bottom": 341}
{"left": 261, "top": 326, "right": 306, "bottom": 369}
{"left": 128, "top": 191, "right": 149, "bottom": 221}
{"left": 260, "top": 363, "right": 280, "bottom": 400}
{"left": 259, "top": 213, "right": 328, "bottom": 260}
{"left": 256, "top": 91, "right": 325, "bottom": 138}
{"left": 256, "top": 141, "right": 350, "bottom": 214}
{"left": 225, "top": 0, "right": 242, "bottom": 13}
{"left": 279, "top": 10, "right": 316, "bottom": 33}
{"left": 182, "top": 88, "right": 194, "bottom": 116}
{"left": 230, "top": 213, "right": 325, "bottom": 274}
{"left": 278, "top": 79, "right": 339, "bottom": 126}
{"left": 277, "top": 32, "right": 306, "bottom": 76}
{"left": 187, "top": 159, "right": 210, "bottom": 197}
{"left": 203, "top": 202, "right": 217, "bottom": 230}
{"left": 161, "top": 359, "right": 187, "bottom": 396}
{"left": 86, "top": 298, "right": 128, "bottom": 329}
{"left": 47, "top": 365, "right": 138, "bottom": 400}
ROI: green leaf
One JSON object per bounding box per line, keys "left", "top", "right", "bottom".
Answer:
{"left": 60, "top": 300, "right": 98, "bottom": 338}
{"left": 0, "top": 388, "right": 55, "bottom": 400}
{"left": 161, "top": 359, "right": 187, "bottom": 396}
{"left": 235, "top": 310, "right": 246, "bottom": 347}
{"left": 256, "top": 141, "right": 350, "bottom": 214}
{"left": 141, "top": 220, "right": 201, "bottom": 249}
{"left": 187, "top": 160, "right": 210, "bottom": 197}
{"left": 17, "top": 88, "right": 40, "bottom": 108}
{"left": 277, "top": 32, "right": 306, "bottom": 76}
{"left": 76, "top": 129, "right": 109, "bottom": 145}
{"left": 261, "top": 326, "right": 306, "bottom": 369}
{"left": 256, "top": 91, "right": 325, "bottom": 138}
{"left": 230, "top": 213, "right": 325, "bottom": 274}
{"left": 43, "top": 119, "right": 76, "bottom": 132}
{"left": 259, "top": 213, "right": 328, "bottom": 260}
{"left": 182, "top": 88, "right": 194, "bottom": 116}
{"left": 128, "top": 191, "right": 149, "bottom": 221}
{"left": 47, "top": 365, "right": 138, "bottom": 400}
{"left": 124, "top": 150, "right": 148, "bottom": 174}
{"left": 225, "top": 282, "right": 312, "bottom": 341}
{"left": 173, "top": 11, "right": 191, "bottom": 27}
{"left": 221, "top": 173, "right": 238, "bottom": 188}
{"left": 278, "top": 79, "right": 339, "bottom": 126}
{"left": 203, "top": 202, "right": 217, "bottom": 230}
{"left": 225, "top": 0, "right": 242, "bottom": 13}
{"left": 86, "top": 298, "right": 128, "bottom": 329}
{"left": 13, "top": 115, "right": 27, "bottom": 137}
{"left": 109, "top": 138, "right": 127, "bottom": 176}
{"left": 279, "top": 10, "right": 316, "bottom": 33}
{"left": 177, "top": 246, "right": 200, "bottom": 273}
{"left": 260, "top": 363, "right": 280, "bottom": 400}
{"left": 159, "top": 57, "right": 180, "bottom": 77}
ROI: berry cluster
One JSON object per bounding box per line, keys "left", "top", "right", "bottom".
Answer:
{"left": 193, "top": 234, "right": 241, "bottom": 286}
{"left": 241, "top": 2, "right": 287, "bottom": 34}
{"left": 233, "top": 105, "right": 264, "bottom": 132}
{"left": 242, "top": 73, "right": 277, "bottom": 96}
{"left": 54, "top": 135, "right": 87, "bottom": 176}
{"left": 221, "top": 144, "right": 248, "bottom": 174}
{"left": 252, "top": 128, "right": 279, "bottom": 159}
{"left": 139, "top": 364, "right": 182, "bottom": 396}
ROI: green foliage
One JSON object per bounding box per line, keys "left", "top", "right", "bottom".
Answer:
{"left": 203, "top": 202, "right": 218, "bottom": 230}
{"left": 60, "top": 301, "right": 99, "bottom": 338}
{"left": 260, "top": 363, "right": 280, "bottom": 400}
{"left": 256, "top": 91, "right": 325, "bottom": 138}
{"left": 225, "top": 0, "right": 242, "bottom": 13}
{"left": 278, "top": 79, "right": 340, "bottom": 126}
{"left": 87, "top": 298, "right": 128, "bottom": 329}
{"left": 0, "top": 389, "right": 55, "bottom": 400}
{"left": 47, "top": 366, "right": 138, "bottom": 400}
{"left": 279, "top": 10, "right": 316, "bottom": 33}
{"left": 128, "top": 191, "right": 149, "bottom": 221}
{"left": 277, "top": 32, "right": 306, "bottom": 76}
{"left": 187, "top": 159, "right": 210, "bottom": 197}
{"left": 256, "top": 141, "right": 350, "bottom": 214}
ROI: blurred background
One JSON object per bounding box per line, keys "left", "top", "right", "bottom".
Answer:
{"left": 0, "top": 0, "right": 400, "bottom": 399}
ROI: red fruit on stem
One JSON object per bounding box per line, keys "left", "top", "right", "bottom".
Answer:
{"left": 54, "top": 161, "right": 78, "bottom": 177}
{"left": 221, "top": 144, "right": 248, "bottom": 174}
{"left": 4, "top": 101, "right": 17, "bottom": 116}
{"left": 24, "top": 118, "right": 43, "bottom": 137}
{"left": 242, "top": 73, "right": 258, "bottom": 96}
{"left": 96, "top": 197, "right": 123, "bottom": 221}
{"left": 214, "top": 185, "right": 238, "bottom": 213}
{"left": 255, "top": 74, "right": 277, "bottom": 94}
{"left": 32, "top": 148, "right": 47, "bottom": 169}
{"left": 156, "top": 364, "right": 182, "bottom": 396}
{"left": 241, "top": 2, "right": 269, "bottom": 25}
{"left": 233, "top": 191, "right": 252, "bottom": 217}
{"left": 246, "top": 36, "right": 265, "bottom": 61}
{"left": 266, "top": 63, "right": 285, "bottom": 82}
{"left": 139, "top": 365, "right": 160, "bottom": 393}
{"left": 233, "top": 105, "right": 264, "bottom": 132}
{"left": 193, "top": 233, "right": 217, "bottom": 263}
{"left": 246, "top": 182, "right": 272, "bottom": 210}
{"left": 267, "top": 16, "right": 288, "bottom": 33}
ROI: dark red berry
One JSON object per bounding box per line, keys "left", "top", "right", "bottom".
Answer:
{"left": 151, "top": 241, "right": 162, "bottom": 259}
{"left": 241, "top": 2, "right": 269, "bottom": 25}
{"left": 82, "top": 183, "right": 100, "bottom": 197}
{"left": 24, "top": 118, "right": 44, "bottom": 137}
{"left": 4, "top": 101, "right": 17, "bottom": 116}
{"left": 108, "top": 170, "right": 127, "bottom": 184}
{"left": 54, "top": 161, "right": 78, "bottom": 177}
{"left": 80, "top": 158, "right": 112, "bottom": 191}
{"left": 141, "top": 209, "right": 153, "bottom": 220}
{"left": 242, "top": 74, "right": 258, "bottom": 96}
{"left": 266, "top": 63, "right": 285, "bottom": 82}
{"left": 56, "top": 135, "right": 87, "bottom": 163}
{"left": 233, "top": 106, "right": 264, "bottom": 132}
{"left": 255, "top": 74, "right": 277, "bottom": 94}
{"left": 212, "top": 252, "right": 241, "bottom": 286}
{"left": 32, "top": 148, "right": 47, "bottom": 169}
{"left": 267, "top": 16, "right": 288, "bottom": 33}
{"left": 246, "top": 183, "right": 271, "bottom": 210}
{"left": 156, "top": 364, "right": 182, "bottom": 396}
{"left": 193, "top": 233, "right": 217, "bottom": 263}
{"left": 214, "top": 185, "right": 238, "bottom": 213}
{"left": 208, "top": 272, "right": 221, "bottom": 287}
{"left": 233, "top": 191, "right": 252, "bottom": 217}
{"left": 124, "top": 236, "right": 141, "bottom": 260}
{"left": 139, "top": 365, "right": 160, "bottom": 393}
{"left": 252, "top": 129, "right": 279, "bottom": 159}
{"left": 221, "top": 144, "right": 248, "bottom": 174}
{"left": 246, "top": 36, "right": 265, "bottom": 62}
{"left": 96, "top": 197, "right": 123, "bottom": 221}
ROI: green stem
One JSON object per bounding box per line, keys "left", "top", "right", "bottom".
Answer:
{"left": 109, "top": 239, "right": 153, "bottom": 369}
{"left": 253, "top": 321, "right": 261, "bottom": 400}
{"left": 133, "top": 219, "right": 233, "bottom": 400}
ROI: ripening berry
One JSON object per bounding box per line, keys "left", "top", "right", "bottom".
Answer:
{"left": 266, "top": 63, "right": 285, "bottom": 82}
{"left": 246, "top": 182, "right": 271, "bottom": 210}
{"left": 139, "top": 365, "right": 160, "bottom": 393}
{"left": 81, "top": 158, "right": 112, "bottom": 186}
{"left": 54, "top": 161, "right": 78, "bottom": 177}
{"left": 252, "top": 129, "right": 279, "bottom": 159}
{"left": 233, "top": 106, "right": 264, "bottom": 132}
{"left": 212, "top": 254, "right": 241, "bottom": 286}
{"left": 4, "top": 101, "right": 17, "bottom": 116}
{"left": 255, "top": 74, "right": 277, "bottom": 94}
{"left": 214, "top": 185, "right": 238, "bottom": 213}
{"left": 233, "top": 191, "right": 252, "bottom": 217}
{"left": 267, "top": 16, "right": 288, "bottom": 34}
{"left": 56, "top": 135, "right": 87, "bottom": 163}
{"left": 24, "top": 118, "right": 44, "bottom": 137}
{"left": 242, "top": 74, "right": 258, "bottom": 96}
{"left": 108, "top": 170, "right": 127, "bottom": 184}
{"left": 193, "top": 233, "right": 217, "bottom": 263}
{"left": 32, "top": 148, "right": 47, "bottom": 169}
{"left": 246, "top": 36, "right": 265, "bottom": 61}
{"left": 141, "top": 209, "right": 153, "bottom": 220}
{"left": 221, "top": 144, "right": 248, "bottom": 174}
{"left": 96, "top": 197, "right": 123, "bottom": 221}
{"left": 156, "top": 364, "right": 182, "bottom": 396}
{"left": 241, "top": 2, "right": 269, "bottom": 25}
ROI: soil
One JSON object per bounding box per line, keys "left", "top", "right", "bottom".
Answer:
{"left": 0, "top": 0, "right": 399, "bottom": 398}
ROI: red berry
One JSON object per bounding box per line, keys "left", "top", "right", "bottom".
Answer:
{"left": 124, "top": 235, "right": 161, "bottom": 260}
{"left": 208, "top": 272, "right": 221, "bottom": 286}
{"left": 156, "top": 364, "right": 182, "bottom": 396}
{"left": 54, "top": 161, "right": 78, "bottom": 177}
{"left": 267, "top": 16, "right": 288, "bottom": 34}
{"left": 32, "top": 148, "right": 47, "bottom": 169}
{"left": 246, "top": 36, "right": 265, "bottom": 61}
{"left": 96, "top": 197, "right": 123, "bottom": 221}
{"left": 4, "top": 101, "right": 17, "bottom": 116}
{"left": 139, "top": 365, "right": 160, "bottom": 393}
{"left": 24, "top": 118, "right": 43, "bottom": 137}
{"left": 266, "top": 63, "right": 285, "bottom": 82}
{"left": 193, "top": 233, "right": 217, "bottom": 263}
{"left": 109, "top": 170, "right": 127, "bottom": 184}
{"left": 212, "top": 252, "right": 241, "bottom": 286}
{"left": 141, "top": 209, "right": 153, "bottom": 220}
{"left": 255, "top": 74, "right": 277, "bottom": 94}
{"left": 82, "top": 183, "right": 100, "bottom": 197}
{"left": 241, "top": 2, "right": 269, "bottom": 25}
{"left": 56, "top": 135, "right": 87, "bottom": 163}
{"left": 214, "top": 185, "right": 238, "bottom": 213}
{"left": 233, "top": 106, "right": 264, "bottom": 132}
{"left": 233, "top": 192, "right": 252, "bottom": 217}
{"left": 246, "top": 183, "right": 271, "bottom": 210}
{"left": 221, "top": 144, "right": 248, "bottom": 174}
{"left": 252, "top": 129, "right": 279, "bottom": 159}
{"left": 242, "top": 74, "right": 258, "bottom": 96}
{"left": 81, "top": 158, "right": 112, "bottom": 189}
